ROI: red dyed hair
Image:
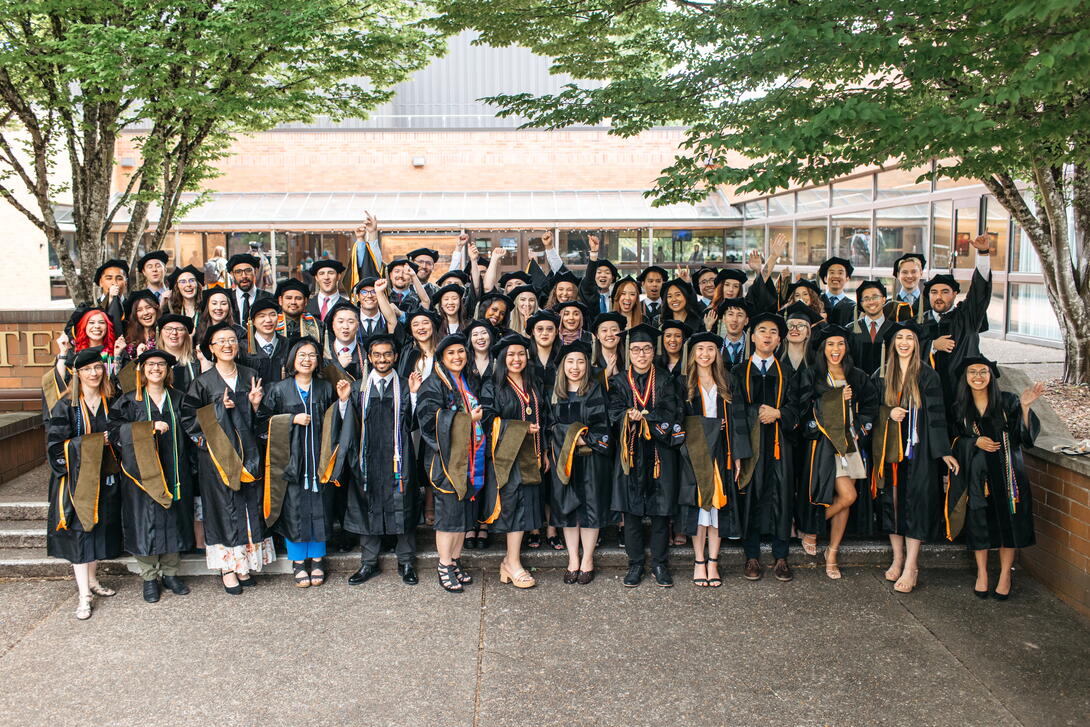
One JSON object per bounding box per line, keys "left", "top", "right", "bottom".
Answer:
{"left": 74, "top": 310, "right": 116, "bottom": 353}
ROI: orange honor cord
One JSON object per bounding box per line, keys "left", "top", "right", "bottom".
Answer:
{"left": 263, "top": 421, "right": 273, "bottom": 518}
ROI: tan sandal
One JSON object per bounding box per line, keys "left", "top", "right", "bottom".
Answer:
{"left": 894, "top": 569, "right": 918, "bottom": 593}
{"left": 824, "top": 548, "right": 842, "bottom": 580}
{"left": 499, "top": 562, "right": 536, "bottom": 589}
{"left": 884, "top": 562, "right": 903, "bottom": 582}
{"left": 801, "top": 534, "right": 818, "bottom": 557}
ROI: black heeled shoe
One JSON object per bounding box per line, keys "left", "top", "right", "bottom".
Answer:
{"left": 464, "top": 533, "right": 478, "bottom": 550}
{"left": 237, "top": 574, "right": 256, "bottom": 588}
{"left": 452, "top": 558, "right": 473, "bottom": 585}
{"left": 437, "top": 562, "right": 464, "bottom": 593}
{"left": 526, "top": 532, "right": 541, "bottom": 549}
{"left": 563, "top": 569, "right": 580, "bottom": 585}
{"left": 477, "top": 531, "right": 491, "bottom": 549}
{"left": 707, "top": 557, "right": 722, "bottom": 588}
{"left": 221, "top": 572, "right": 243, "bottom": 596}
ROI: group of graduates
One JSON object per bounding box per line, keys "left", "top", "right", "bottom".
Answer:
{"left": 43, "top": 215, "right": 1046, "bottom": 621}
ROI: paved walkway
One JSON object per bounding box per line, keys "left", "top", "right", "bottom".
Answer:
{"left": 1, "top": 565, "right": 1087, "bottom": 726}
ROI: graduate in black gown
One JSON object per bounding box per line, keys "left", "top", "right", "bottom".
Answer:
{"left": 344, "top": 334, "right": 423, "bottom": 587}
{"left": 548, "top": 341, "right": 615, "bottom": 584}
{"left": 156, "top": 314, "right": 202, "bottom": 395}
{"left": 869, "top": 321, "right": 959, "bottom": 594}
{"left": 45, "top": 347, "right": 123, "bottom": 620}
{"left": 416, "top": 333, "right": 486, "bottom": 593}
{"left": 181, "top": 322, "right": 274, "bottom": 595}
{"left": 848, "top": 280, "right": 900, "bottom": 377}
{"left": 240, "top": 297, "right": 289, "bottom": 385}
{"left": 818, "top": 257, "right": 857, "bottom": 327}
{"left": 677, "top": 333, "right": 750, "bottom": 588}
{"left": 608, "top": 323, "right": 685, "bottom": 588}
{"left": 797, "top": 326, "right": 879, "bottom": 579}
{"left": 322, "top": 301, "right": 366, "bottom": 383}
{"left": 480, "top": 333, "right": 548, "bottom": 589}
{"left": 527, "top": 309, "right": 561, "bottom": 398}
{"left": 733, "top": 313, "right": 801, "bottom": 583}
{"left": 946, "top": 357, "right": 1044, "bottom": 601}
{"left": 108, "top": 349, "right": 195, "bottom": 603}
{"left": 258, "top": 337, "right": 352, "bottom": 589}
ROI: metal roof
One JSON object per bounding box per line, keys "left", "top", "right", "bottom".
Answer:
{"left": 87, "top": 190, "right": 741, "bottom": 230}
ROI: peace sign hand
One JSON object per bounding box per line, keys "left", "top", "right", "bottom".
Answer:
{"left": 248, "top": 377, "right": 264, "bottom": 407}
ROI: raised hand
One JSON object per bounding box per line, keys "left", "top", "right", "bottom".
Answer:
{"left": 466, "top": 241, "right": 479, "bottom": 262}
{"left": 770, "top": 233, "right": 788, "bottom": 261}
{"left": 113, "top": 336, "right": 127, "bottom": 357}
{"left": 678, "top": 267, "right": 691, "bottom": 282}
{"left": 374, "top": 277, "right": 388, "bottom": 295}
{"left": 222, "top": 388, "right": 235, "bottom": 410}
{"left": 747, "top": 249, "right": 763, "bottom": 272}
{"left": 1021, "top": 381, "right": 1045, "bottom": 408}
{"left": 336, "top": 379, "right": 351, "bottom": 402}
{"left": 458, "top": 232, "right": 469, "bottom": 248}
{"left": 408, "top": 371, "right": 423, "bottom": 393}
{"left": 542, "top": 231, "right": 554, "bottom": 249}
{"left": 703, "top": 308, "right": 718, "bottom": 330}
{"left": 55, "top": 332, "right": 70, "bottom": 356}
{"left": 970, "top": 234, "right": 991, "bottom": 253}
{"left": 588, "top": 234, "right": 600, "bottom": 254}
{"left": 248, "top": 377, "right": 263, "bottom": 408}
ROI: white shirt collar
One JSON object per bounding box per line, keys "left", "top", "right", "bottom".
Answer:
{"left": 254, "top": 331, "right": 276, "bottom": 347}
{"left": 865, "top": 314, "right": 885, "bottom": 328}
{"left": 750, "top": 353, "right": 774, "bottom": 368}
{"left": 335, "top": 338, "right": 357, "bottom": 353}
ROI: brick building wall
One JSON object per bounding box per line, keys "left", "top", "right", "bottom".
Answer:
{"left": 1021, "top": 451, "right": 1090, "bottom": 618}
{"left": 0, "top": 311, "right": 67, "bottom": 412}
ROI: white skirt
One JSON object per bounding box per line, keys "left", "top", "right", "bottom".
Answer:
{"left": 205, "top": 538, "right": 276, "bottom": 573}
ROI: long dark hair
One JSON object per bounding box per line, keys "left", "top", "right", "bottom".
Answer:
{"left": 954, "top": 370, "right": 1003, "bottom": 433}
{"left": 813, "top": 338, "right": 856, "bottom": 382}
{"left": 284, "top": 337, "right": 321, "bottom": 377}
{"left": 494, "top": 342, "right": 536, "bottom": 387}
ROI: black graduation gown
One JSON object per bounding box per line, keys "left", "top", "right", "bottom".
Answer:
{"left": 108, "top": 389, "right": 195, "bottom": 556}
{"left": 323, "top": 342, "right": 366, "bottom": 383}
{"left": 548, "top": 382, "right": 616, "bottom": 528}
{"left": 848, "top": 317, "right": 898, "bottom": 377}
{"left": 258, "top": 378, "right": 348, "bottom": 544}
{"left": 676, "top": 387, "right": 751, "bottom": 537}
{"left": 343, "top": 374, "right": 418, "bottom": 536}
{"left": 947, "top": 392, "right": 1039, "bottom": 549}
{"left": 533, "top": 349, "right": 560, "bottom": 394}
{"left": 921, "top": 270, "right": 992, "bottom": 405}
{"left": 797, "top": 367, "right": 879, "bottom": 536}
{"left": 731, "top": 357, "right": 801, "bottom": 541}
{"left": 607, "top": 366, "right": 685, "bottom": 517}
{"left": 821, "top": 294, "right": 857, "bottom": 328}
{"left": 240, "top": 334, "right": 290, "bottom": 385}
{"left": 480, "top": 377, "right": 546, "bottom": 533}
{"left": 171, "top": 359, "right": 201, "bottom": 395}
{"left": 180, "top": 365, "right": 267, "bottom": 549}
{"left": 45, "top": 398, "right": 123, "bottom": 563}
{"left": 228, "top": 288, "right": 273, "bottom": 322}
{"left": 869, "top": 365, "right": 951, "bottom": 541}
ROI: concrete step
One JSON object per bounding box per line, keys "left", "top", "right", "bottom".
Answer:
{"left": 0, "top": 540, "right": 974, "bottom": 580}
{"left": 0, "top": 501, "right": 48, "bottom": 521}
{"left": 0, "top": 520, "right": 46, "bottom": 548}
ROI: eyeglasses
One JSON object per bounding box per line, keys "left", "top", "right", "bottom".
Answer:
{"left": 142, "top": 361, "right": 168, "bottom": 369}
{"left": 295, "top": 353, "right": 319, "bottom": 360}
{"left": 629, "top": 345, "right": 654, "bottom": 354}
{"left": 966, "top": 368, "right": 991, "bottom": 378}
{"left": 861, "top": 294, "right": 885, "bottom": 303}
{"left": 232, "top": 267, "right": 255, "bottom": 275}
{"left": 358, "top": 289, "right": 377, "bottom": 297}
{"left": 161, "top": 326, "right": 187, "bottom": 334}
{"left": 211, "top": 338, "right": 237, "bottom": 347}
{"left": 787, "top": 323, "right": 810, "bottom": 331}
{"left": 370, "top": 351, "right": 395, "bottom": 359}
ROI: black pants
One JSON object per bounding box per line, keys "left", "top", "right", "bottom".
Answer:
{"left": 359, "top": 532, "right": 416, "bottom": 566}
{"left": 623, "top": 514, "right": 669, "bottom": 568}
{"left": 742, "top": 528, "right": 789, "bottom": 560}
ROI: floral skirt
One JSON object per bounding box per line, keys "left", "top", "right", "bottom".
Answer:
{"left": 205, "top": 538, "right": 276, "bottom": 574}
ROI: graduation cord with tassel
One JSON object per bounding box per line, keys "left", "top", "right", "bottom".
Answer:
{"left": 144, "top": 390, "right": 181, "bottom": 500}
{"left": 506, "top": 375, "right": 542, "bottom": 464}
{"left": 625, "top": 365, "right": 660, "bottom": 478}
{"left": 297, "top": 382, "right": 318, "bottom": 492}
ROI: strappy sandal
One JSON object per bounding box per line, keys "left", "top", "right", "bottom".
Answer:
{"left": 692, "top": 559, "right": 709, "bottom": 587}
{"left": 75, "top": 594, "right": 93, "bottom": 620}
{"left": 547, "top": 535, "right": 565, "bottom": 551}
{"left": 707, "top": 557, "right": 722, "bottom": 588}
{"left": 499, "top": 562, "right": 536, "bottom": 589}
{"left": 894, "top": 569, "right": 918, "bottom": 594}
{"left": 526, "top": 532, "right": 542, "bottom": 549}
{"left": 89, "top": 582, "right": 116, "bottom": 597}
{"left": 437, "top": 562, "right": 464, "bottom": 592}
{"left": 309, "top": 558, "right": 326, "bottom": 587}
{"left": 293, "top": 560, "right": 311, "bottom": 588}
{"left": 453, "top": 558, "right": 473, "bottom": 585}
{"left": 801, "top": 534, "right": 818, "bottom": 557}
{"left": 824, "top": 548, "right": 842, "bottom": 580}
{"left": 885, "top": 562, "right": 904, "bottom": 582}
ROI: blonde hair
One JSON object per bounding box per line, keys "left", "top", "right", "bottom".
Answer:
{"left": 612, "top": 279, "right": 644, "bottom": 329}
{"left": 508, "top": 291, "right": 540, "bottom": 336}
{"left": 883, "top": 332, "right": 921, "bottom": 407}
{"left": 70, "top": 363, "right": 115, "bottom": 403}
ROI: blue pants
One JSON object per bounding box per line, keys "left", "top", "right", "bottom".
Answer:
{"left": 742, "top": 529, "right": 789, "bottom": 561}
{"left": 284, "top": 539, "right": 326, "bottom": 561}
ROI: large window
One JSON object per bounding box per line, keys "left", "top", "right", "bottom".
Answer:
{"left": 724, "top": 226, "right": 745, "bottom": 263}
{"left": 1011, "top": 224, "right": 1041, "bottom": 273}
{"left": 743, "top": 199, "right": 767, "bottom": 220}
{"left": 742, "top": 226, "right": 766, "bottom": 256}
{"left": 982, "top": 196, "right": 1010, "bottom": 272}
{"left": 931, "top": 201, "right": 953, "bottom": 269}
{"left": 832, "top": 176, "right": 874, "bottom": 207}
{"left": 796, "top": 218, "right": 828, "bottom": 266}
{"left": 1009, "top": 283, "right": 1061, "bottom": 341}
{"left": 875, "top": 204, "right": 928, "bottom": 269}
{"left": 876, "top": 166, "right": 932, "bottom": 199}
{"left": 767, "top": 193, "right": 794, "bottom": 217}
{"left": 952, "top": 200, "right": 980, "bottom": 270}
{"left": 797, "top": 186, "right": 830, "bottom": 213}
{"left": 831, "top": 213, "right": 872, "bottom": 268}
{"left": 561, "top": 229, "right": 639, "bottom": 267}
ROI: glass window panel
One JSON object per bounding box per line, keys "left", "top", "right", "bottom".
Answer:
{"left": 767, "top": 193, "right": 794, "bottom": 217}
{"left": 1008, "top": 283, "right": 1060, "bottom": 341}
{"left": 953, "top": 201, "right": 980, "bottom": 270}
{"left": 983, "top": 196, "right": 1010, "bottom": 272}
{"left": 931, "top": 201, "right": 953, "bottom": 269}
{"left": 831, "top": 213, "right": 872, "bottom": 268}
{"left": 742, "top": 226, "right": 766, "bottom": 256}
{"left": 832, "top": 176, "right": 874, "bottom": 206}
{"left": 743, "top": 199, "right": 767, "bottom": 220}
{"left": 876, "top": 166, "right": 933, "bottom": 199}
{"left": 652, "top": 231, "right": 675, "bottom": 265}
{"left": 616, "top": 229, "right": 641, "bottom": 265}
{"left": 685, "top": 229, "right": 725, "bottom": 266}
{"left": 1010, "top": 224, "right": 1041, "bottom": 273}
{"left": 724, "top": 227, "right": 745, "bottom": 264}
{"left": 987, "top": 280, "right": 1005, "bottom": 333}
{"left": 934, "top": 170, "right": 980, "bottom": 190}
{"left": 797, "top": 187, "right": 830, "bottom": 213}
{"left": 796, "top": 218, "right": 829, "bottom": 266}
{"left": 875, "top": 204, "right": 929, "bottom": 269}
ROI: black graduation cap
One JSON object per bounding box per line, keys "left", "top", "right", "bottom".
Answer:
{"left": 364, "top": 332, "right": 397, "bottom": 353}
{"left": 507, "top": 284, "right": 537, "bottom": 301}
{"left": 156, "top": 313, "right": 194, "bottom": 334}
{"left": 275, "top": 278, "right": 311, "bottom": 299}
{"left": 477, "top": 291, "right": 513, "bottom": 309}
{"left": 854, "top": 280, "right": 888, "bottom": 304}
{"left": 405, "top": 308, "right": 440, "bottom": 327}
{"left": 662, "top": 277, "right": 697, "bottom": 300}
{"left": 324, "top": 300, "right": 360, "bottom": 340}
{"left": 716, "top": 297, "right": 751, "bottom": 318}
{"left": 956, "top": 355, "right": 1001, "bottom": 380}
{"left": 226, "top": 253, "right": 261, "bottom": 272}
{"left": 637, "top": 265, "right": 668, "bottom": 283}
{"left": 124, "top": 289, "right": 160, "bottom": 318}
{"left": 407, "top": 247, "right": 440, "bottom": 263}
{"left": 881, "top": 319, "right": 924, "bottom": 345}
{"left": 686, "top": 331, "right": 723, "bottom": 351}
{"left": 201, "top": 287, "right": 232, "bottom": 311}
{"left": 660, "top": 318, "right": 694, "bottom": 338}
{"left": 436, "top": 270, "right": 471, "bottom": 286}
{"left": 436, "top": 332, "right": 469, "bottom": 358}
{"left": 693, "top": 266, "right": 718, "bottom": 284}
{"left": 588, "top": 258, "right": 619, "bottom": 279}
{"left": 786, "top": 278, "right": 822, "bottom": 300}
{"left": 136, "top": 250, "right": 168, "bottom": 272}
{"left": 429, "top": 283, "right": 465, "bottom": 311}
{"left": 622, "top": 322, "right": 661, "bottom": 345}
{"left": 491, "top": 332, "right": 532, "bottom": 357}
{"left": 73, "top": 346, "right": 105, "bottom": 370}
{"left": 818, "top": 256, "right": 854, "bottom": 281}
{"left": 554, "top": 300, "right": 589, "bottom": 319}
{"left": 386, "top": 257, "right": 419, "bottom": 273}
{"left": 200, "top": 321, "right": 239, "bottom": 360}
{"left": 353, "top": 276, "right": 379, "bottom": 292}
{"left": 249, "top": 297, "right": 281, "bottom": 320}
{"left": 499, "top": 271, "right": 532, "bottom": 288}
{"left": 893, "top": 252, "right": 927, "bottom": 274}
{"left": 715, "top": 268, "right": 748, "bottom": 286}
{"left": 166, "top": 264, "right": 205, "bottom": 288}
{"left": 463, "top": 318, "right": 495, "bottom": 342}
{"left": 525, "top": 308, "right": 560, "bottom": 334}
{"left": 780, "top": 300, "right": 820, "bottom": 325}
{"left": 612, "top": 274, "right": 639, "bottom": 290}
{"left": 557, "top": 339, "right": 593, "bottom": 360}
{"left": 810, "top": 324, "right": 852, "bottom": 348}
{"left": 924, "top": 273, "right": 961, "bottom": 294}
{"left": 550, "top": 270, "right": 580, "bottom": 292}
{"left": 309, "top": 258, "right": 346, "bottom": 275}
{"left": 94, "top": 259, "right": 129, "bottom": 284}
{"left": 64, "top": 306, "right": 107, "bottom": 338}
{"left": 748, "top": 311, "right": 788, "bottom": 338}
{"left": 591, "top": 311, "right": 627, "bottom": 334}
{"left": 135, "top": 348, "right": 178, "bottom": 368}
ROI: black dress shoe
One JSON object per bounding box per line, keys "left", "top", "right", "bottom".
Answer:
{"left": 142, "top": 579, "right": 161, "bottom": 603}
{"left": 348, "top": 563, "right": 380, "bottom": 586}
{"left": 623, "top": 564, "right": 644, "bottom": 588}
{"left": 652, "top": 565, "right": 674, "bottom": 587}
{"left": 237, "top": 575, "right": 256, "bottom": 588}
{"left": 398, "top": 563, "right": 419, "bottom": 585}
{"left": 463, "top": 536, "right": 477, "bottom": 550}
{"left": 161, "top": 575, "right": 190, "bottom": 596}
